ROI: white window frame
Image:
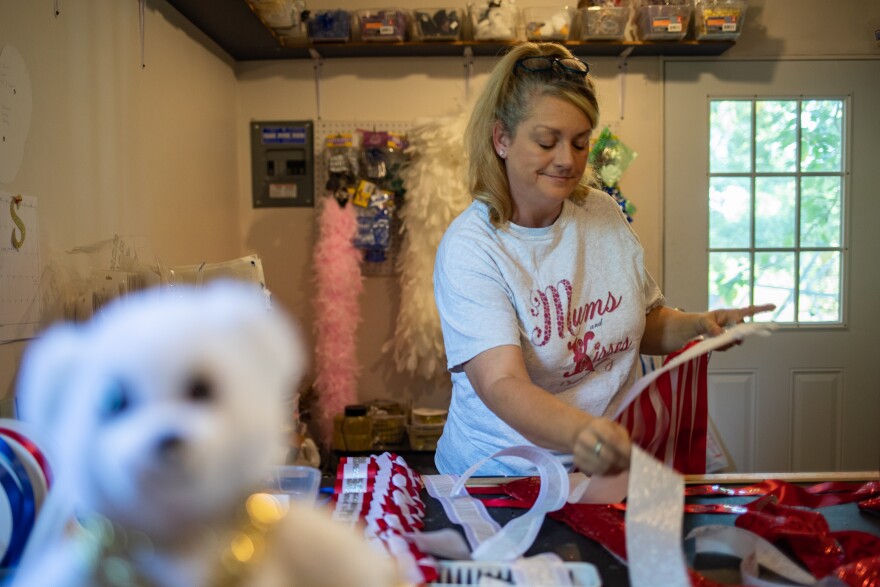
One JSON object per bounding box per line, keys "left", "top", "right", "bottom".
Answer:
{"left": 706, "top": 94, "right": 851, "bottom": 329}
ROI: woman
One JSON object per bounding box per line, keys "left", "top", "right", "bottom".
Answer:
{"left": 433, "top": 41, "right": 772, "bottom": 477}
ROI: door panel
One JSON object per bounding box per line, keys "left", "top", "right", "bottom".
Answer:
{"left": 707, "top": 371, "right": 757, "bottom": 471}
{"left": 664, "top": 60, "right": 880, "bottom": 472}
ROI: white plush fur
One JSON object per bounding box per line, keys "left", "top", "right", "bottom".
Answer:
{"left": 12, "top": 282, "right": 403, "bottom": 587}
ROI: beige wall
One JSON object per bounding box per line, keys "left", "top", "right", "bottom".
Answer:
{"left": 235, "top": 0, "right": 880, "bottom": 410}
{"left": 235, "top": 56, "right": 665, "bottom": 409}
{"left": 2, "top": 0, "right": 877, "bottom": 415}
{"left": 0, "top": 0, "right": 239, "bottom": 408}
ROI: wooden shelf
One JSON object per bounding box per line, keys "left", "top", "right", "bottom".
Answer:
{"left": 283, "top": 40, "right": 734, "bottom": 59}
{"left": 166, "top": 0, "right": 734, "bottom": 62}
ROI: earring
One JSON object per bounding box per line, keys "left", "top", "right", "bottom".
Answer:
{"left": 498, "top": 150, "right": 506, "bottom": 157}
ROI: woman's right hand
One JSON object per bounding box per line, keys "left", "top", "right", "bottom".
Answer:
{"left": 572, "top": 417, "right": 632, "bottom": 476}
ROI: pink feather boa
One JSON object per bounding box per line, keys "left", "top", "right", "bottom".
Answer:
{"left": 312, "top": 200, "right": 363, "bottom": 447}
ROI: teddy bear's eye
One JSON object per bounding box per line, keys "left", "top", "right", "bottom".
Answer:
{"left": 188, "top": 376, "right": 214, "bottom": 402}
{"left": 102, "top": 380, "right": 131, "bottom": 418}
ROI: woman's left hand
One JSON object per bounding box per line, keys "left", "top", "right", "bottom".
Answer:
{"left": 695, "top": 303, "right": 776, "bottom": 350}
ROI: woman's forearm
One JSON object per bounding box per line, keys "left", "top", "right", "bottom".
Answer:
{"left": 479, "top": 374, "right": 595, "bottom": 451}
{"left": 641, "top": 303, "right": 776, "bottom": 356}
{"left": 463, "top": 345, "right": 594, "bottom": 452}
{"left": 463, "top": 344, "right": 633, "bottom": 475}
{"left": 640, "top": 305, "right": 701, "bottom": 356}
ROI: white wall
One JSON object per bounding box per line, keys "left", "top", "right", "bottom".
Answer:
{"left": 0, "top": 0, "right": 240, "bottom": 408}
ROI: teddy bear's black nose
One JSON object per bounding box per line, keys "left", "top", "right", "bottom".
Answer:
{"left": 157, "top": 434, "right": 184, "bottom": 458}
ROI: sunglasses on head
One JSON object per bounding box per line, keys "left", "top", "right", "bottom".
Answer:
{"left": 514, "top": 55, "right": 591, "bottom": 78}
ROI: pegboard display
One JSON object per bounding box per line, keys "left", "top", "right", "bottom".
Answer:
{"left": 314, "top": 120, "right": 414, "bottom": 277}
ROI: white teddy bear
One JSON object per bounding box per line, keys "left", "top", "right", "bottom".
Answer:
{"left": 11, "top": 281, "right": 404, "bottom": 587}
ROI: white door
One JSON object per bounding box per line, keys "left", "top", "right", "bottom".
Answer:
{"left": 664, "top": 60, "right": 880, "bottom": 473}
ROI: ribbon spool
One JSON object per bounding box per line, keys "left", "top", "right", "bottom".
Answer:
{"left": 0, "top": 424, "right": 52, "bottom": 510}
{"left": 0, "top": 435, "right": 36, "bottom": 569}
{"left": 0, "top": 420, "right": 52, "bottom": 572}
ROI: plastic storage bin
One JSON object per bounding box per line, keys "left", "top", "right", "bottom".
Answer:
{"left": 413, "top": 8, "right": 464, "bottom": 41}
{"left": 522, "top": 6, "right": 572, "bottom": 41}
{"left": 263, "top": 465, "right": 321, "bottom": 503}
{"left": 694, "top": 0, "right": 747, "bottom": 40}
{"left": 635, "top": 1, "right": 691, "bottom": 41}
{"left": 370, "top": 413, "right": 407, "bottom": 446}
{"left": 411, "top": 407, "right": 448, "bottom": 425}
{"left": 407, "top": 423, "right": 445, "bottom": 451}
{"left": 308, "top": 9, "right": 353, "bottom": 42}
{"left": 470, "top": 0, "right": 519, "bottom": 41}
{"left": 357, "top": 8, "right": 409, "bottom": 42}
{"left": 578, "top": 2, "right": 629, "bottom": 41}
{"left": 248, "top": 0, "right": 295, "bottom": 28}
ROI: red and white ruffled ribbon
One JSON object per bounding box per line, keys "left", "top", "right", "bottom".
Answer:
{"left": 331, "top": 453, "right": 437, "bottom": 584}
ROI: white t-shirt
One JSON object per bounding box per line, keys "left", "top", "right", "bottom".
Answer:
{"left": 433, "top": 189, "right": 665, "bottom": 475}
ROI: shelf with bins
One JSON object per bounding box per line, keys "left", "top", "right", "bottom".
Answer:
{"left": 164, "top": 0, "right": 736, "bottom": 62}
{"left": 259, "top": 3, "right": 739, "bottom": 59}
{"left": 277, "top": 39, "right": 734, "bottom": 59}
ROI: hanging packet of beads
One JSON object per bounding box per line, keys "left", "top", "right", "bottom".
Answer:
{"left": 352, "top": 181, "right": 395, "bottom": 262}
{"left": 350, "top": 130, "right": 409, "bottom": 263}
{"left": 358, "top": 130, "right": 408, "bottom": 190}
{"left": 324, "top": 133, "right": 359, "bottom": 205}
{"left": 357, "top": 129, "right": 408, "bottom": 210}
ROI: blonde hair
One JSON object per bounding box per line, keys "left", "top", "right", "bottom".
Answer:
{"left": 465, "top": 42, "right": 600, "bottom": 226}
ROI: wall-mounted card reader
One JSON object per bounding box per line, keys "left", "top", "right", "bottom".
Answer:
{"left": 251, "top": 120, "right": 314, "bottom": 208}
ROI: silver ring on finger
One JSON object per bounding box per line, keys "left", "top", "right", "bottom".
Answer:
{"left": 593, "top": 440, "right": 604, "bottom": 457}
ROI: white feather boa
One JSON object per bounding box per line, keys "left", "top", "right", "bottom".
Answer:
{"left": 385, "top": 109, "right": 472, "bottom": 378}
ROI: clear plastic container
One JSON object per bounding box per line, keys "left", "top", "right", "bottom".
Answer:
{"left": 342, "top": 404, "right": 373, "bottom": 451}
{"left": 522, "top": 6, "right": 573, "bottom": 41}
{"left": 307, "top": 9, "right": 353, "bottom": 42}
{"left": 635, "top": 1, "right": 691, "bottom": 41}
{"left": 370, "top": 414, "right": 407, "bottom": 446}
{"left": 249, "top": 0, "right": 295, "bottom": 28}
{"left": 407, "top": 423, "right": 445, "bottom": 451}
{"left": 263, "top": 465, "right": 321, "bottom": 503}
{"left": 413, "top": 8, "right": 464, "bottom": 41}
{"left": 357, "top": 8, "right": 409, "bottom": 42}
{"left": 470, "top": 0, "right": 519, "bottom": 41}
{"left": 411, "top": 407, "right": 448, "bottom": 425}
{"left": 578, "top": 3, "right": 629, "bottom": 41}
{"left": 693, "top": 0, "right": 747, "bottom": 40}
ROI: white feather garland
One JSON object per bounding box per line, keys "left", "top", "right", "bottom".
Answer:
{"left": 385, "top": 109, "right": 472, "bottom": 379}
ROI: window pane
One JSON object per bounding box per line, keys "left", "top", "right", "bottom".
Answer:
{"left": 755, "top": 177, "right": 796, "bottom": 248}
{"left": 709, "top": 252, "right": 751, "bottom": 310}
{"left": 800, "top": 100, "right": 843, "bottom": 172}
{"left": 755, "top": 100, "right": 797, "bottom": 173}
{"left": 754, "top": 252, "right": 795, "bottom": 322}
{"left": 801, "top": 176, "right": 842, "bottom": 248}
{"left": 709, "top": 177, "right": 751, "bottom": 248}
{"left": 799, "top": 251, "right": 841, "bottom": 322}
{"left": 710, "top": 100, "right": 752, "bottom": 173}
